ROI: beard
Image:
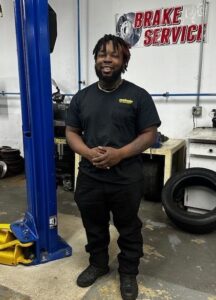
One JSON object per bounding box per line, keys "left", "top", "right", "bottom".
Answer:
{"left": 95, "top": 65, "right": 123, "bottom": 83}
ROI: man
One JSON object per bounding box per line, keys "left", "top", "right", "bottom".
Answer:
{"left": 66, "top": 34, "right": 161, "bottom": 300}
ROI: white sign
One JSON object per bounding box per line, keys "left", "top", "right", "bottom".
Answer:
{"left": 116, "top": 4, "right": 208, "bottom": 47}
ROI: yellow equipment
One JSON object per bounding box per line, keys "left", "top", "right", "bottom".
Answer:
{"left": 0, "top": 224, "right": 33, "bottom": 265}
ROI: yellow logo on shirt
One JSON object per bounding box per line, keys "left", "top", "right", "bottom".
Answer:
{"left": 119, "top": 99, "right": 133, "bottom": 105}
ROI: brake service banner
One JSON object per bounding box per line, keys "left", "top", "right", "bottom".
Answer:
{"left": 115, "top": 4, "right": 208, "bottom": 47}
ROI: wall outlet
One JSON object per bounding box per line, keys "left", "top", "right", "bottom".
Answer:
{"left": 192, "top": 106, "right": 202, "bottom": 117}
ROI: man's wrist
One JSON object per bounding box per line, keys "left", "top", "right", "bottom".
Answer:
{"left": 118, "top": 147, "right": 127, "bottom": 160}
{"left": 81, "top": 147, "right": 91, "bottom": 161}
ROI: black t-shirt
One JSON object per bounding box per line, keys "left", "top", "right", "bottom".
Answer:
{"left": 66, "top": 80, "right": 161, "bottom": 184}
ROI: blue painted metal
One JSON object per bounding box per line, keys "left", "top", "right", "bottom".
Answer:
{"left": 0, "top": 92, "right": 20, "bottom": 95}
{"left": 151, "top": 93, "right": 216, "bottom": 97}
{"left": 12, "top": 0, "right": 72, "bottom": 264}
{"left": 1, "top": 91, "right": 216, "bottom": 97}
{"left": 0, "top": 92, "right": 75, "bottom": 97}
{"left": 11, "top": 212, "right": 38, "bottom": 243}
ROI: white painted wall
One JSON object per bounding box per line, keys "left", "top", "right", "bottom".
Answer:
{"left": 0, "top": 0, "right": 79, "bottom": 153}
{"left": 49, "top": 0, "right": 78, "bottom": 95}
{"left": 0, "top": 0, "right": 215, "bottom": 154}
{"left": 86, "top": 0, "right": 216, "bottom": 138}
{"left": 0, "top": 1, "right": 21, "bottom": 150}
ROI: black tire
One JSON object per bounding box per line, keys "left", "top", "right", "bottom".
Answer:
{"left": 0, "top": 148, "right": 20, "bottom": 155}
{"left": 162, "top": 167, "right": 216, "bottom": 233}
{"left": 0, "top": 146, "right": 11, "bottom": 159}
{"left": 0, "top": 149, "right": 21, "bottom": 161}
{"left": 4, "top": 157, "right": 24, "bottom": 165}
{"left": 1, "top": 155, "right": 22, "bottom": 161}
{"left": 0, "top": 146, "right": 12, "bottom": 150}
{"left": 0, "top": 161, "right": 7, "bottom": 178}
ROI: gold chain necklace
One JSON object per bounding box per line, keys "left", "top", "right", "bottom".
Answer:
{"left": 97, "top": 79, "right": 123, "bottom": 93}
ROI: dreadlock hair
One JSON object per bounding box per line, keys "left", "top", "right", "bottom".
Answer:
{"left": 93, "top": 34, "right": 131, "bottom": 73}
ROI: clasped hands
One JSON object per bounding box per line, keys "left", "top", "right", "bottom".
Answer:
{"left": 89, "top": 146, "right": 122, "bottom": 170}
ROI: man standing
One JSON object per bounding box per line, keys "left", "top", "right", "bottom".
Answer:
{"left": 66, "top": 34, "right": 161, "bottom": 300}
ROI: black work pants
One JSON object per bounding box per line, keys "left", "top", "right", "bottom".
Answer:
{"left": 74, "top": 172, "right": 144, "bottom": 275}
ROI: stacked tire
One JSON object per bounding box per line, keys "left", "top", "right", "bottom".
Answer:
{"left": 0, "top": 146, "right": 24, "bottom": 178}
{"left": 162, "top": 168, "right": 216, "bottom": 233}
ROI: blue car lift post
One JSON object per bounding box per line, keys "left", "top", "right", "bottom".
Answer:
{"left": 10, "top": 0, "right": 72, "bottom": 264}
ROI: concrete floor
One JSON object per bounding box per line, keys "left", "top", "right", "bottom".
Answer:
{"left": 0, "top": 174, "right": 216, "bottom": 300}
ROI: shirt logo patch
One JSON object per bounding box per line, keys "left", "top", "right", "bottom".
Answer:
{"left": 118, "top": 99, "right": 133, "bottom": 105}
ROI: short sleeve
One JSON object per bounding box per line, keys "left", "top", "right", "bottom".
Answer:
{"left": 65, "top": 94, "right": 82, "bottom": 129}
{"left": 136, "top": 90, "right": 161, "bottom": 133}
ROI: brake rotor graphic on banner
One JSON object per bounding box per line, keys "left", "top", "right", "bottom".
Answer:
{"left": 116, "top": 13, "right": 142, "bottom": 47}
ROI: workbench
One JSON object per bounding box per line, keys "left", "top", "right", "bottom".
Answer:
{"left": 144, "top": 139, "right": 186, "bottom": 184}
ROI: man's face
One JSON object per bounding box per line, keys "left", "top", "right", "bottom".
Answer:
{"left": 95, "top": 40, "right": 124, "bottom": 82}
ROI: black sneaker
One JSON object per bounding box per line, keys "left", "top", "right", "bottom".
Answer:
{"left": 77, "top": 265, "right": 109, "bottom": 287}
{"left": 120, "top": 274, "right": 138, "bottom": 300}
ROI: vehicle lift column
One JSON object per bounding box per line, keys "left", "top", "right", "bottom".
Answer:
{"left": 9, "top": 0, "right": 72, "bottom": 264}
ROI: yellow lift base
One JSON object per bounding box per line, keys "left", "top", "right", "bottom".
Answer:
{"left": 0, "top": 224, "right": 33, "bottom": 266}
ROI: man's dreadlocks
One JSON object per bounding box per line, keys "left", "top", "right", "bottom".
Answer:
{"left": 93, "top": 34, "right": 131, "bottom": 73}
